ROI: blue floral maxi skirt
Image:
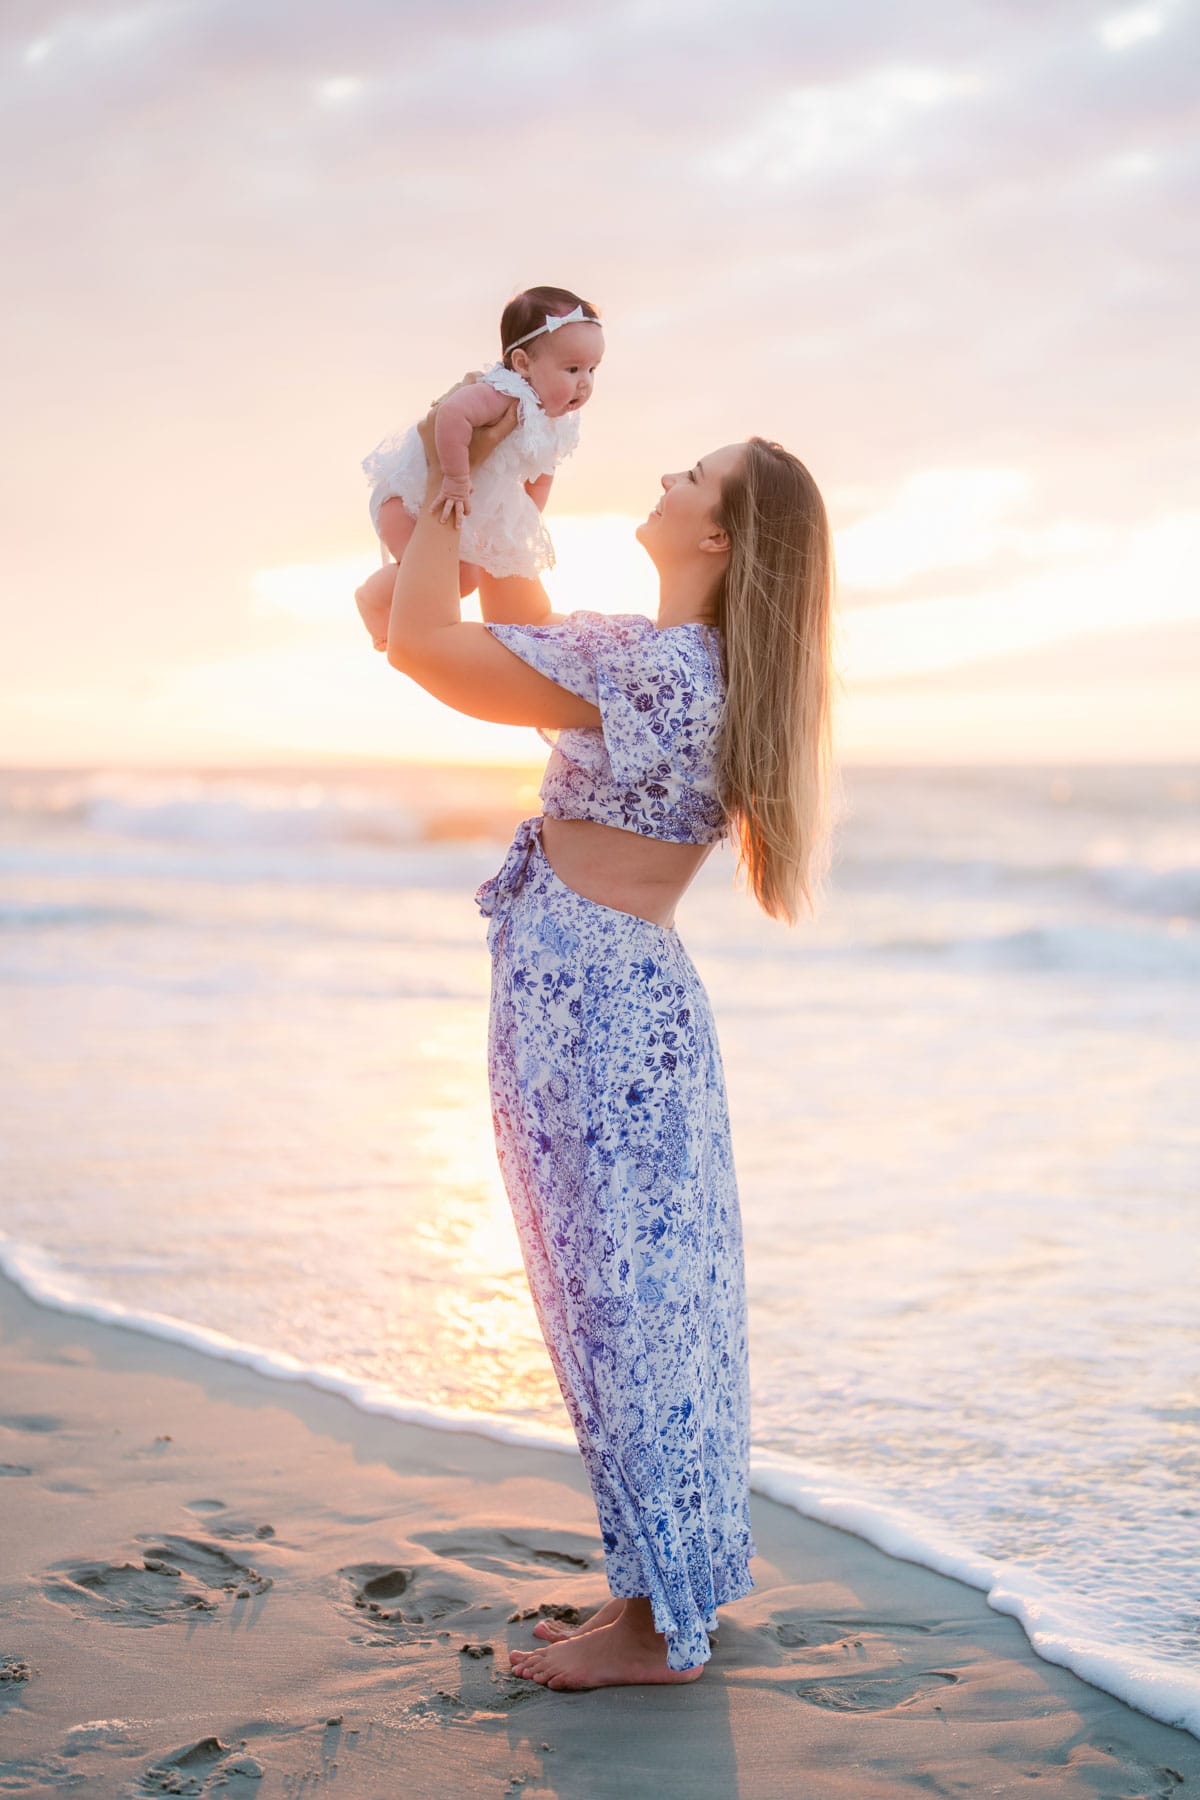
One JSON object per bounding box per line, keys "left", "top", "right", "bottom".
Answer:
{"left": 475, "top": 815, "right": 757, "bottom": 1670}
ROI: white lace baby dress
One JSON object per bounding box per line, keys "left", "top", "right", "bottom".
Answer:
{"left": 361, "top": 363, "right": 582, "bottom": 580}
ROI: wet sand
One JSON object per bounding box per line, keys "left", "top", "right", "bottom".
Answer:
{"left": 1, "top": 1268, "right": 1197, "bottom": 1800}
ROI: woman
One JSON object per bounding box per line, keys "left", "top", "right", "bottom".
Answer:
{"left": 367, "top": 401, "right": 836, "bottom": 1690}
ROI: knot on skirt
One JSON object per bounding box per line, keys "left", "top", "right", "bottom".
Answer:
{"left": 475, "top": 814, "right": 543, "bottom": 952}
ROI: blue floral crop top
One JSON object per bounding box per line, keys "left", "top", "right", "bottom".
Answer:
{"left": 484, "top": 610, "right": 729, "bottom": 845}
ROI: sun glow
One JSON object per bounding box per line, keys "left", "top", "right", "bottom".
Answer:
{"left": 9, "top": 499, "right": 1197, "bottom": 767}
{"left": 113, "top": 500, "right": 1200, "bottom": 765}
{"left": 839, "top": 510, "right": 1200, "bottom": 681}
{"left": 836, "top": 468, "right": 1035, "bottom": 589}
{"left": 247, "top": 492, "right": 1199, "bottom": 685}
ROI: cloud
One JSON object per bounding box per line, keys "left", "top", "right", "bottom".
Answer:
{"left": 1, "top": 0, "right": 1196, "bottom": 758}
{"left": 835, "top": 610, "right": 1200, "bottom": 763}
{"left": 839, "top": 509, "right": 1200, "bottom": 681}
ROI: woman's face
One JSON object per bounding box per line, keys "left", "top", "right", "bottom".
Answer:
{"left": 635, "top": 443, "right": 747, "bottom": 565}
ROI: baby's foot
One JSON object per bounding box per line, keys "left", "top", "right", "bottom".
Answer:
{"left": 354, "top": 568, "right": 394, "bottom": 650}
{"left": 533, "top": 1596, "right": 626, "bottom": 1643}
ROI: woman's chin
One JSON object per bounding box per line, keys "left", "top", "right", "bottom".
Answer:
{"left": 633, "top": 520, "right": 660, "bottom": 564}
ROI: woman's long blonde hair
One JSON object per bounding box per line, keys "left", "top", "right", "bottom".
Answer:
{"left": 712, "top": 437, "right": 839, "bottom": 925}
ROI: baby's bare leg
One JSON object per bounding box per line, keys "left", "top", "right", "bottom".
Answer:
{"left": 378, "top": 497, "right": 418, "bottom": 564}
{"left": 355, "top": 499, "right": 418, "bottom": 648}
{"left": 356, "top": 496, "right": 417, "bottom": 651}
{"left": 380, "top": 496, "right": 482, "bottom": 600}
{"left": 355, "top": 562, "right": 398, "bottom": 650}
{"left": 355, "top": 557, "right": 482, "bottom": 648}
{"left": 357, "top": 495, "right": 482, "bottom": 648}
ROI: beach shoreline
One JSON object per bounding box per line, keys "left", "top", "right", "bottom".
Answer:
{"left": 2, "top": 1266, "right": 1198, "bottom": 1799}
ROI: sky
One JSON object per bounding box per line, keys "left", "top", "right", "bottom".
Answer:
{"left": 1, "top": 0, "right": 1197, "bottom": 766}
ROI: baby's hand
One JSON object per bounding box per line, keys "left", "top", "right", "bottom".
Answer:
{"left": 434, "top": 473, "right": 471, "bottom": 527}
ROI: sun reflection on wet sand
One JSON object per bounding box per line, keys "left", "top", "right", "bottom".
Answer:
{"left": 399, "top": 1013, "right": 564, "bottom": 1418}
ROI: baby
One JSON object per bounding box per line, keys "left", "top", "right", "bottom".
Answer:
{"left": 356, "top": 285, "right": 604, "bottom": 648}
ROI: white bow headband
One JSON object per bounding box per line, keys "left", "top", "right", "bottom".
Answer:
{"left": 503, "top": 303, "right": 598, "bottom": 356}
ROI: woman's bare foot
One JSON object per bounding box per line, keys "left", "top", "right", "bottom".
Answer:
{"left": 532, "top": 1596, "right": 626, "bottom": 1643}
{"left": 509, "top": 1597, "right": 704, "bottom": 1691}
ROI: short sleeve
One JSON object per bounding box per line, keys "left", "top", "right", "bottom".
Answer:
{"left": 484, "top": 610, "right": 723, "bottom": 786}
{"left": 484, "top": 612, "right": 602, "bottom": 709}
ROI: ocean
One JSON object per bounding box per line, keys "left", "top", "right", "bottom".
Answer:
{"left": 1, "top": 758, "right": 1196, "bottom": 1736}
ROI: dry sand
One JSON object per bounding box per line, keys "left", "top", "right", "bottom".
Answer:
{"left": 1, "top": 1268, "right": 1197, "bottom": 1800}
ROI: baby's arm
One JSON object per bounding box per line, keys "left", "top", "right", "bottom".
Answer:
{"left": 378, "top": 496, "right": 416, "bottom": 562}
{"left": 433, "top": 383, "right": 514, "bottom": 520}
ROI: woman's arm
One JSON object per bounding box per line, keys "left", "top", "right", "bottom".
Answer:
{"left": 385, "top": 416, "right": 600, "bottom": 730}
{"left": 476, "top": 568, "right": 558, "bottom": 626}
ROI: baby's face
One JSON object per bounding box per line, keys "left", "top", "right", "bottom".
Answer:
{"left": 522, "top": 322, "right": 605, "bottom": 418}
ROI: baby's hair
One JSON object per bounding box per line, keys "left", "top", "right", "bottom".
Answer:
{"left": 501, "top": 285, "right": 601, "bottom": 370}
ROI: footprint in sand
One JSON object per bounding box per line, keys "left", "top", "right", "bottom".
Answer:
{"left": 44, "top": 1534, "right": 272, "bottom": 1626}
{"left": 207, "top": 1515, "right": 276, "bottom": 1543}
{"left": 339, "top": 1561, "right": 473, "bottom": 1631}
{"left": 8, "top": 1724, "right": 274, "bottom": 1797}
{"left": 0, "top": 1655, "right": 32, "bottom": 1708}
{"left": 0, "top": 1751, "right": 76, "bottom": 1791}
{"left": 795, "top": 1669, "right": 960, "bottom": 1712}
{"left": 134, "top": 1534, "right": 273, "bottom": 1595}
{"left": 183, "top": 1496, "right": 276, "bottom": 1540}
{"left": 404, "top": 1650, "right": 543, "bottom": 1724}
{"left": 336, "top": 1557, "right": 554, "bottom": 1708}
{"left": 760, "top": 1614, "right": 938, "bottom": 1651}
{"left": 455, "top": 1644, "right": 546, "bottom": 1716}
{"left": 1083, "top": 1738, "right": 1189, "bottom": 1800}
{"left": 508, "top": 1601, "right": 584, "bottom": 1625}
{"left": 138, "top": 1734, "right": 266, "bottom": 1796}
{"left": 413, "top": 1527, "right": 597, "bottom": 1578}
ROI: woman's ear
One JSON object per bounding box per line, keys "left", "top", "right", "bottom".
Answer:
{"left": 698, "top": 528, "right": 731, "bottom": 557}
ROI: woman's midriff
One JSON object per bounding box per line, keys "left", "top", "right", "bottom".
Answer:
{"left": 539, "top": 815, "right": 715, "bottom": 929}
